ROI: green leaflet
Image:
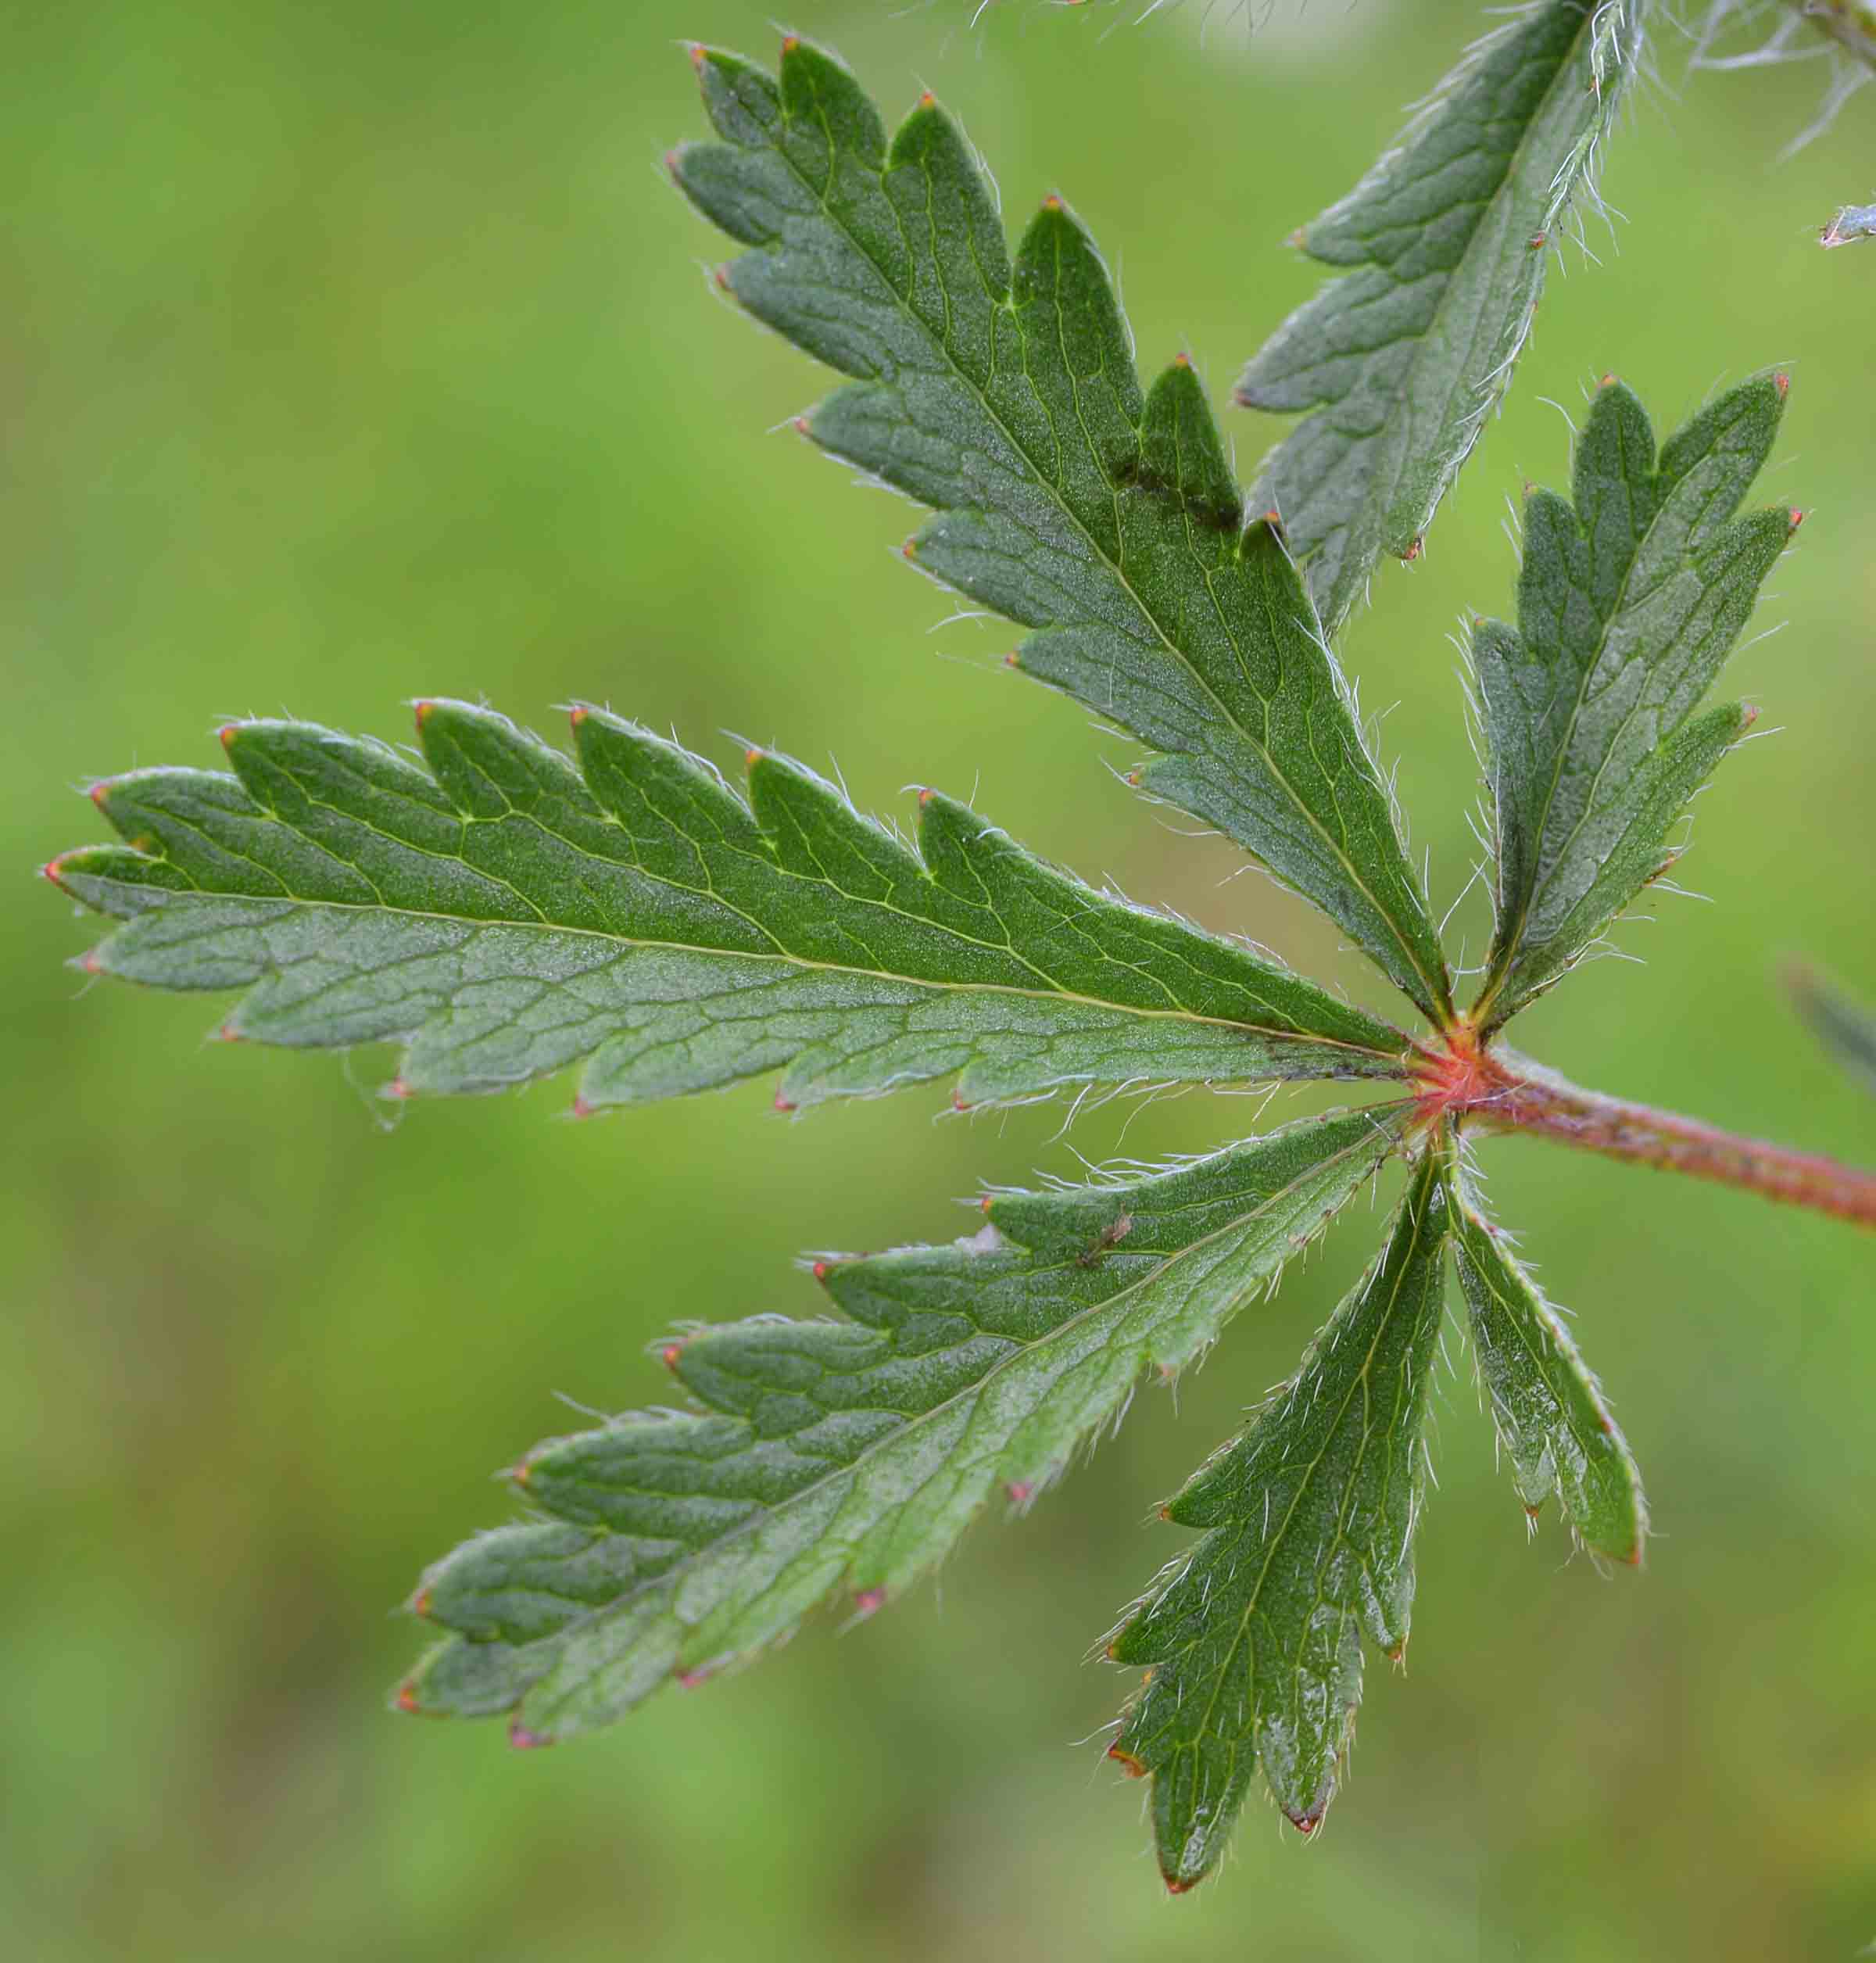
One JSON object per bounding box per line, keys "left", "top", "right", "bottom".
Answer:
{"left": 671, "top": 40, "right": 1454, "bottom": 1022}
{"left": 1106, "top": 1145, "right": 1451, "bottom": 1890}
{"left": 1472, "top": 373, "right": 1798, "bottom": 1025}
{"left": 45, "top": 700, "right": 1412, "bottom": 1108}
{"left": 1451, "top": 1176, "right": 1645, "bottom": 1564}
{"left": 1239, "top": 0, "right": 1646, "bottom": 636}
{"left": 398, "top": 1105, "right": 1415, "bottom": 1739}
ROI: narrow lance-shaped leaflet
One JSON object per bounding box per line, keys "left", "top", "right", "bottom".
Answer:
{"left": 1471, "top": 372, "right": 1799, "bottom": 1025}
{"left": 1450, "top": 1170, "right": 1645, "bottom": 1563}
{"left": 1105, "top": 1145, "right": 1452, "bottom": 1890}
{"left": 671, "top": 38, "right": 1454, "bottom": 1022}
{"left": 45, "top": 700, "right": 1412, "bottom": 1109}
{"left": 398, "top": 1104, "right": 1416, "bottom": 1739}
{"left": 1240, "top": 0, "right": 1648, "bottom": 636}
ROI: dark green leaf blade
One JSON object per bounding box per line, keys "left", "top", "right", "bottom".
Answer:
{"left": 44, "top": 700, "right": 1412, "bottom": 1108}
{"left": 1473, "top": 373, "right": 1799, "bottom": 1025}
{"left": 397, "top": 1105, "right": 1415, "bottom": 1737}
{"left": 1238, "top": 0, "right": 1647, "bottom": 636}
{"left": 1106, "top": 1144, "right": 1452, "bottom": 1889}
{"left": 671, "top": 41, "right": 1454, "bottom": 1021}
{"left": 1451, "top": 1175, "right": 1645, "bottom": 1563}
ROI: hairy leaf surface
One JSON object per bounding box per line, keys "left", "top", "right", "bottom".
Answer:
{"left": 1106, "top": 1148, "right": 1450, "bottom": 1888}
{"left": 1239, "top": 0, "right": 1646, "bottom": 636}
{"left": 1473, "top": 373, "right": 1796, "bottom": 1024}
{"left": 671, "top": 39, "right": 1453, "bottom": 1019}
{"left": 398, "top": 1105, "right": 1414, "bottom": 1738}
{"left": 1452, "top": 1175, "right": 1645, "bottom": 1562}
{"left": 45, "top": 700, "right": 1412, "bottom": 1107}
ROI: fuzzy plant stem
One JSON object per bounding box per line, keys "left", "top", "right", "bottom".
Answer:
{"left": 1461, "top": 1051, "right": 1876, "bottom": 1230}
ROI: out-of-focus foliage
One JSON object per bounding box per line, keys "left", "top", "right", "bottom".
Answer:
{"left": 7, "top": 2, "right": 1874, "bottom": 1957}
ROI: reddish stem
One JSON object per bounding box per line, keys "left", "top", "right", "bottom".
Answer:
{"left": 1429, "top": 1044, "right": 1876, "bottom": 1230}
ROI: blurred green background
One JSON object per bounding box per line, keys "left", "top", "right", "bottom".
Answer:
{"left": 5, "top": 2, "right": 1874, "bottom": 1957}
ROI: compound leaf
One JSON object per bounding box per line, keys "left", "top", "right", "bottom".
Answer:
{"left": 1451, "top": 1174, "right": 1645, "bottom": 1563}
{"left": 44, "top": 700, "right": 1414, "bottom": 1109}
{"left": 398, "top": 1104, "right": 1415, "bottom": 1739}
{"left": 1473, "top": 373, "right": 1798, "bottom": 1025}
{"left": 1239, "top": 0, "right": 1646, "bottom": 636}
{"left": 1106, "top": 1144, "right": 1452, "bottom": 1890}
{"left": 671, "top": 39, "right": 1454, "bottom": 1021}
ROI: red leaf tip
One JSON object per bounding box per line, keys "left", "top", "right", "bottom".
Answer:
{"left": 1788, "top": 507, "right": 1804, "bottom": 531}
{"left": 1172, "top": 350, "right": 1190, "bottom": 369}
{"left": 918, "top": 90, "right": 936, "bottom": 109}
{"left": 507, "top": 1720, "right": 552, "bottom": 1750}
{"left": 1402, "top": 534, "right": 1424, "bottom": 563}
{"left": 1165, "top": 1873, "right": 1205, "bottom": 1895}
{"left": 571, "top": 1093, "right": 594, "bottom": 1119}
{"left": 411, "top": 1586, "right": 432, "bottom": 1617}
{"left": 687, "top": 42, "right": 705, "bottom": 70}
{"left": 383, "top": 1076, "right": 413, "bottom": 1102}
{"left": 1041, "top": 193, "right": 1063, "bottom": 213}
{"left": 87, "top": 780, "right": 109, "bottom": 809}
{"left": 396, "top": 1682, "right": 421, "bottom": 1714}
{"left": 774, "top": 1087, "right": 797, "bottom": 1113}
{"left": 414, "top": 700, "right": 434, "bottom": 727}
{"left": 1107, "top": 1744, "right": 1146, "bottom": 1779}
{"left": 811, "top": 1260, "right": 830, "bottom": 1282}
{"left": 1599, "top": 371, "right": 1619, "bottom": 389}
{"left": 1007, "top": 1480, "right": 1033, "bottom": 1503}
{"left": 1528, "top": 231, "right": 1545, "bottom": 249}
{"left": 713, "top": 263, "right": 731, "bottom": 292}
{"left": 217, "top": 723, "right": 241, "bottom": 750}
{"left": 661, "top": 1342, "right": 684, "bottom": 1370}
{"left": 1003, "top": 650, "right": 1021, "bottom": 668}
{"left": 1774, "top": 371, "right": 1790, "bottom": 399}
{"left": 781, "top": 33, "right": 800, "bottom": 53}
{"left": 917, "top": 786, "right": 934, "bottom": 808}
{"left": 852, "top": 1587, "right": 886, "bottom": 1618}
